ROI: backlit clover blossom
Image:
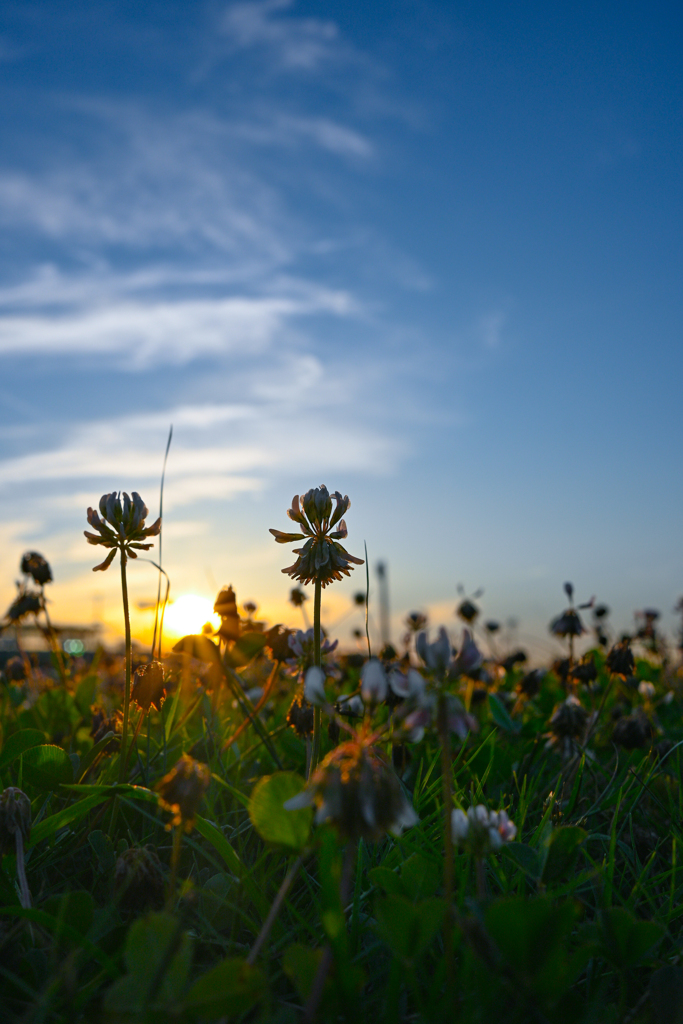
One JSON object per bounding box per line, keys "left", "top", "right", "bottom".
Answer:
{"left": 284, "top": 737, "right": 418, "bottom": 842}
{"left": 286, "top": 627, "right": 338, "bottom": 673}
{"left": 156, "top": 754, "right": 210, "bottom": 831}
{"left": 84, "top": 492, "right": 161, "bottom": 572}
{"left": 270, "top": 485, "right": 364, "bottom": 588}
{"left": 451, "top": 804, "right": 516, "bottom": 857}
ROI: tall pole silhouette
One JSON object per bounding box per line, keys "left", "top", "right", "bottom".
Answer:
{"left": 376, "top": 561, "right": 390, "bottom": 649}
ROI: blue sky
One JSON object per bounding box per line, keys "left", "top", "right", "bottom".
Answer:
{"left": 0, "top": 0, "right": 681, "bottom": 655}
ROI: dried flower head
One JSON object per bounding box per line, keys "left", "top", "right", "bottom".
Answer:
{"left": 114, "top": 845, "right": 165, "bottom": 912}
{"left": 612, "top": 709, "right": 653, "bottom": 750}
{"left": 405, "top": 611, "right": 428, "bottom": 634}
{"left": 5, "top": 584, "right": 43, "bottom": 624}
{"left": 2, "top": 656, "right": 27, "bottom": 683}
{"left": 549, "top": 608, "right": 586, "bottom": 638}
{"left": 84, "top": 491, "right": 161, "bottom": 572}
{"left": 286, "top": 694, "right": 315, "bottom": 736}
{"left": 0, "top": 787, "right": 31, "bottom": 855}
{"left": 213, "top": 586, "right": 241, "bottom": 642}
{"left": 606, "top": 641, "right": 635, "bottom": 678}
{"left": 156, "top": 754, "right": 210, "bottom": 831}
{"left": 289, "top": 586, "right": 308, "bottom": 608}
{"left": 285, "top": 739, "right": 418, "bottom": 842}
{"left": 265, "top": 624, "right": 295, "bottom": 663}
{"left": 270, "top": 485, "right": 364, "bottom": 587}
{"left": 451, "top": 805, "right": 516, "bottom": 857}
{"left": 131, "top": 661, "right": 166, "bottom": 713}
{"left": 20, "top": 552, "right": 52, "bottom": 586}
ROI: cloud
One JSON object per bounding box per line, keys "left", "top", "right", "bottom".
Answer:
{"left": 0, "top": 285, "right": 355, "bottom": 368}
{"left": 221, "top": 0, "right": 342, "bottom": 71}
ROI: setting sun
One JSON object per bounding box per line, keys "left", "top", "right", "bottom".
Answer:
{"left": 162, "top": 594, "right": 220, "bottom": 638}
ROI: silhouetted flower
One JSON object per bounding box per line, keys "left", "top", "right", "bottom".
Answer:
{"left": 20, "top": 552, "right": 52, "bottom": 586}
{"left": 613, "top": 710, "right": 653, "bottom": 750}
{"left": 131, "top": 661, "right": 166, "bottom": 713}
{"left": 457, "top": 599, "right": 480, "bottom": 624}
{"left": 156, "top": 754, "right": 210, "bottom": 831}
{"left": 501, "top": 650, "right": 528, "bottom": 673}
{"left": 405, "top": 612, "right": 427, "bottom": 633}
{"left": 5, "top": 585, "right": 42, "bottom": 623}
{"left": 270, "top": 485, "right": 364, "bottom": 587}
{"left": 286, "top": 695, "right": 314, "bottom": 736}
{"left": 2, "top": 656, "right": 26, "bottom": 683}
{"left": 606, "top": 641, "right": 635, "bottom": 678}
{"left": 214, "top": 586, "right": 241, "bottom": 641}
{"left": 516, "top": 669, "right": 544, "bottom": 699}
{"left": 285, "top": 739, "right": 418, "bottom": 841}
{"left": 84, "top": 492, "right": 161, "bottom": 572}
{"left": 416, "top": 627, "right": 451, "bottom": 673}
{"left": 287, "top": 627, "right": 338, "bottom": 672}
{"left": 289, "top": 587, "right": 308, "bottom": 608}
{"left": 570, "top": 656, "right": 598, "bottom": 686}
{"left": 550, "top": 609, "right": 586, "bottom": 638}
{"left": 265, "top": 624, "right": 295, "bottom": 663}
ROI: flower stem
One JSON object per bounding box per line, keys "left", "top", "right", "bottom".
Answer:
{"left": 166, "top": 824, "right": 184, "bottom": 912}
{"left": 437, "top": 693, "right": 455, "bottom": 998}
{"left": 310, "top": 579, "right": 322, "bottom": 778}
{"left": 118, "top": 551, "right": 132, "bottom": 786}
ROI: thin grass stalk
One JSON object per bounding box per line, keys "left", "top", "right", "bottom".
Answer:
{"left": 247, "top": 854, "right": 304, "bottom": 965}
{"left": 151, "top": 425, "right": 173, "bottom": 661}
{"left": 310, "top": 579, "right": 322, "bottom": 777}
{"left": 14, "top": 829, "right": 31, "bottom": 909}
{"left": 223, "top": 659, "right": 280, "bottom": 753}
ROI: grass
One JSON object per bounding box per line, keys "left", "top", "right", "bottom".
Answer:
{"left": 0, "top": 511, "right": 682, "bottom": 1023}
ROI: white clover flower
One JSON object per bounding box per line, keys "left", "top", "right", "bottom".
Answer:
{"left": 416, "top": 626, "right": 452, "bottom": 672}
{"left": 304, "top": 666, "right": 327, "bottom": 706}
{"left": 638, "top": 681, "right": 656, "bottom": 700}
{"left": 361, "top": 658, "right": 388, "bottom": 704}
{"left": 389, "top": 667, "right": 426, "bottom": 700}
{"left": 452, "top": 804, "right": 516, "bottom": 857}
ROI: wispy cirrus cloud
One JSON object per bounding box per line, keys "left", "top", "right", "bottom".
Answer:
{"left": 220, "top": 0, "right": 344, "bottom": 72}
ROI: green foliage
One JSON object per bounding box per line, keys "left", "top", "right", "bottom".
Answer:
{"left": 248, "top": 771, "right": 312, "bottom": 850}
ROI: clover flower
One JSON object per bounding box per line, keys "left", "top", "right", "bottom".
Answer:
{"left": 4, "top": 584, "right": 43, "bottom": 624}
{"left": 416, "top": 627, "right": 452, "bottom": 673}
{"left": 270, "top": 485, "right": 364, "bottom": 588}
{"left": 286, "top": 627, "right": 338, "bottom": 673}
{"left": 361, "top": 658, "right": 388, "bottom": 704}
{"left": 84, "top": 491, "right": 161, "bottom": 572}
{"left": 213, "top": 585, "right": 241, "bottom": 642}
{"left": 606, "top": 640, "right": 635, "bottom": 678}
{"left": 20, "top": 552, "right": 52, "bottom": 586}
{"left": 612, "top": 709, "right": 653, "bottom": 750}
{"left": 131, "top": 661, "right": 166, "bottom": 713}
{"left": 286, "top": 694, "right": 315, "bottom": 737}
{"left": 156, "top": 754, "right": 210, "bottom": 831}
{"left": 451, "top": 804, "right": 516, "bottom": 857}
{"left": 285, "top": 738, "right": 418, "bottom": 842}
{"left": 114, "top": 845, "right": 165, "bottom": 912}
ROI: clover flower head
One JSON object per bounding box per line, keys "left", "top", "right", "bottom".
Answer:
{"left": 286, "top": 694, "right": 315, "bottom": 736}
{"left": 4, "top": 583, "right": 43, "bottom": 624}
{"left": 155, "top": 754, "right": 210, "bottom": 831}
{"left": 606, "top": 640, "right": 635, "bottom": 678}
{"left": 131, "top": 661, "right": 166, "bottom": 713}
{"left": 270, "top": 485, "right": 364, "bottom": 588}
{"left": 451, "top": 804, "right": 516, "bottom": 857}
{"left": 284, "top": 738, "right": 418, "bottom": 842}
{"left": 361, "top": 658, "right": 388, "bottom": 704}
{"left": 114, "top": 845, "right": 165, "bottom": 912}
{"left": 304, "top": 665, "right": 328, "bottom": 706}
{"left": 287, "top": 627, "right": 338, "bottom": 672}
{"left": 453, "top": 628, "right": 483, "bottom": 676}
{"left": 549, "top": 608, "right": 586, "bottom": 638}
{"left": 388, "top": 667, "right": 426, "bottom": 701}
{"left": 416, "top": 626, "right": 452, "bottom": 673}
{"left": 84, "top": 491, "right": 161, "bottom": 572}
{"left": 638, "top": 680, "right": 656, "bottom": 701}
{"left": 20, "top": 552, "right": 52, "bottom": 586}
